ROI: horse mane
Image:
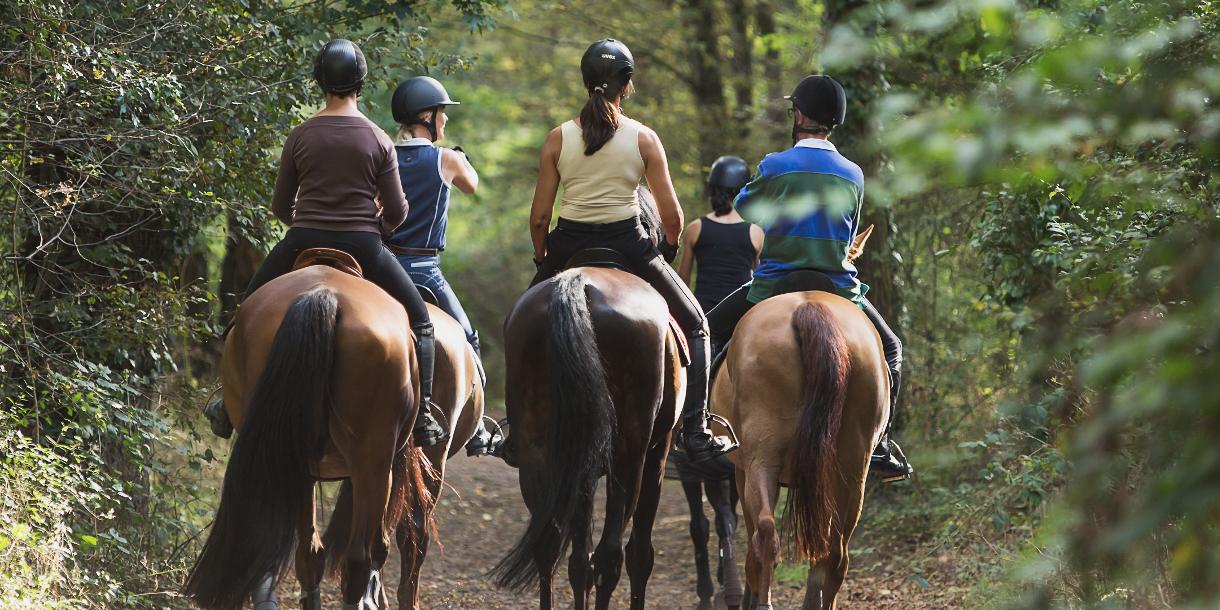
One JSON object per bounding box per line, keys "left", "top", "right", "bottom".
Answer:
{"left": 636, "top": 185, "right": 664, "bottom": 248}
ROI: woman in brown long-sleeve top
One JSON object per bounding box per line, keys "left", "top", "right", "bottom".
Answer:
{"left": 213, "top": 39, "right": 446, "bottom": 446}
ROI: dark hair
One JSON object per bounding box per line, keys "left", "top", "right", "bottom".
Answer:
{"left": 708, "top": 185, "right": 737, "bottom": 216}
{"left": 798, "top": 114, "right": 833, "bottom": 136}
{"left": 579, "top": 81, "right": 629, "bottom": 156}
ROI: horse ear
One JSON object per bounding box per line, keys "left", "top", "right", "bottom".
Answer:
{"left": 847, "top": 224, "right": 874, "bottom": 262}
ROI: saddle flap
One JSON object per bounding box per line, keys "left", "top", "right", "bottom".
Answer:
{"left": 417, "top": 285, "right": 440, "bottom": 307}
{"left": 292, "top": 248, "right": 364, "bottom": 278}
{"left": 669, "top": 316, "right": 691, "bottom": 367}
{"left": 564, "top": 248, "right": 634, "bottom": 273}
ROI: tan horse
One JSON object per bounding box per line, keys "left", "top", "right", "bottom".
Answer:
{"left": 185, "top": 264, "right": 433, "bottom": 610}
{"left": 711, "top": 291, "right": 888, "bottom": 610}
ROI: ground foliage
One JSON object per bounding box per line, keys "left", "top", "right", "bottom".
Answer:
{"left": 1, "top": 0, "right": 1218, "bottom": 608}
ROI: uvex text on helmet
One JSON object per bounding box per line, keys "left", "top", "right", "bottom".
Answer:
{"left": 391, "top": 76, "right": 460, "bottom": 124}
{"left": 580, "top": 39, "right": 635, "bottom": 95}
{"left": 786, "top": 75, "right": 847, "bottom": 128}
{"left": 313, "top": 39, "right": 368, "bottom": 94}
{"left": 707, "top": 156, "right": 750, "bottom": 191}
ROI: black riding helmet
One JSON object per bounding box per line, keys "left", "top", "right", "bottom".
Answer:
{"left": 581, "top": 39, "right": 634, "bottom": 95}
{"left": 391, "top": 76, "right": 460, "bottom": 141}
{"left": 786, "top": 75, "right": 847, "bottom": 130}
{"left": 313, "top": 39, "right": 368, "bottom": 95}
{"left": 707, "top": 156, "right": 750, "bottom": 191}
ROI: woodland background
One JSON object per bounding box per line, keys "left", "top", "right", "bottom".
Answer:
{"left": 2, "top": 0, "right": 1218, "bottom": 607}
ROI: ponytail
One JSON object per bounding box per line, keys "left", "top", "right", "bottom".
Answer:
{"left": 708, "top": 186, "right": 737, "bottom": 217}
{"left": 579, "top": 84, "right": 626, "bottom": 156}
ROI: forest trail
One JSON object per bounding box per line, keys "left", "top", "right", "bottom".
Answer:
{"left": 297, "top": 456, "right": 970, "bottom": 609}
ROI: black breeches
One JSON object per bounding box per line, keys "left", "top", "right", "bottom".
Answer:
{"left": 244, "top": 227, "right": 432, "bottom": 329}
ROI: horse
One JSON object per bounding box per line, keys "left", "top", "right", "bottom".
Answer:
{"left": 184, "top": 257, "right": 434, "bottom": 610}
{"left": 669, "top": 448, "right": 744, "bottom": 610}
{"left": 711, "top": 290, "right": 889, "bottom": 610}
{"left": 491, "top": 195, "right": 685, "bottom": 610}
{"left": 322, "top": 300, "right": 488, "bottom": 610}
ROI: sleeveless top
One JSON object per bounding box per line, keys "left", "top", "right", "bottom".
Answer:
{"left": 388, "top": 138, "right": 451, "bottom": 251}
{"left": 556, "top": 118, "right": 644, "bottom": 224}
{"left": 692, "top": 217, "right": 755, "bottom": 311}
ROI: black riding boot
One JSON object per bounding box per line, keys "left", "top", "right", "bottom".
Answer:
{"left": 679, "top": 329, "right": 738, "bottom": 463}
{"left": 461, "top": 332, "right": 502, "bottom": 457}
{"left": 869, "top": 367, "right": 913, "bottom": 482}
{"left": 412, "top": 323, "right": 448, "bottom": 447}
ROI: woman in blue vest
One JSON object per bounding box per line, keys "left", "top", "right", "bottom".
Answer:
{"left": 386, "top": 76, "right": 497, "bottom": 456}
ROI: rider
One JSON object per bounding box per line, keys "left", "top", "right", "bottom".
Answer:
{"left": 676, "top": 155, "right": 764, "bottom": 312}
{"left": 386, "top": 75, "right": 498, "bottom": 456}
{"left": 524, "top": 39, "right": 735, "bottom": 463}
{"left": 705, "top": 75, "right": 913, "bottom": 481}
{"left": 204, "top": 40, "right": 448, "bottom": 448}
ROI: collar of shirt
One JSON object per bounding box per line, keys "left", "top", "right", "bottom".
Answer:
{"left": 395, "top": 137, "right": 434, "bottom": 147}
{"left": 794, "top": 138, "right": 838, "bottom": 152}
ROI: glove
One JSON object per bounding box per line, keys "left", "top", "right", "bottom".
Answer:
{"left": 452, "top": 146, "right": 473, "bottom": 168}
{"left": 658, "top": 240, "right": 679, "bottom": 264}
{"left": 533, "top": 256, "right": 544, "bottom": 270}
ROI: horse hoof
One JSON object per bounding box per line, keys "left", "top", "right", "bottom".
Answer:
{"left": 695, "top": 598, "right": 713, "bottom": 610}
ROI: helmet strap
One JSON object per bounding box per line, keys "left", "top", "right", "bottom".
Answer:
{"left": 423, "top": 107, "right": 440, "bottom": 142}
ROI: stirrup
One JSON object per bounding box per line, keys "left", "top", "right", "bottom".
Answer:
{"left": 707, "top": 413, "right": 740, "bottom": 448}
{"left": 465, "top": 416, "right": 504, "bottom": 457}
{"left": 870, "top": 439, "right": 913, "bottom": 483}
{"left": 412, "top": 403, "right": 450, "bottom": 447}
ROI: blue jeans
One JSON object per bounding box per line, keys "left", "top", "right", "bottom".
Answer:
{"left": 395, "top": 254, "right": 477, "bottom": 346}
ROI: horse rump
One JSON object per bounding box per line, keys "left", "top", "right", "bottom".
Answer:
{"left": 184, "top": 289, "right": 338, "bottom": 610}
{"left": 783, "top": 301, "right": 850, "bottom": 562}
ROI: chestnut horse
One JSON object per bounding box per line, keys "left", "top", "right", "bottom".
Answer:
{"left": 712, "top": 291, "right": 888, "bottom": 610}
{"left": 492, "top": 265, "right": 685, "bottom": 610}
{"left": 323, "top": 300, "right": 487, "bottom": 609}
{"left": 184, "top": 264, "right": 433, "bottom": 610}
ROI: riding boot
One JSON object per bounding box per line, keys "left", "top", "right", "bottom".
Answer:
{"left": 250, "top": 572, "right": 278, "bottom": 610}
{"left": 869, "top": 366, "right": 914, "bottom": 482}
{"left": 469, "top": 330, "right": 487, "bottom": 387}
{"left": 203, "top": 320, "right": 236, "bottom": 439}
{"left": 678, "top": 329, "right": 738, "bottom": 463}
{"left": 412, "top": 323, "right": 448, "bottom": 447}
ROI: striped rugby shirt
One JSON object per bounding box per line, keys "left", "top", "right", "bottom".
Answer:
{"left": 735, "top": 137, "right": 869, "bottom": 306}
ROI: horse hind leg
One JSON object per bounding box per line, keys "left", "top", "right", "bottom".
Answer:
{"left": 593, "top": 464, "right": 636, "bottom": 610}
{"left": 680, "top": 480, "right": 714, "bottom": 609}
{"left": 294, "top": 482, "right": 325, "bottom": 610}
{"left": 625, "top": 436, "right": 669, "bottom": 610}
{"left": 742, "top": 462, "right": 781, "bottom": 609}
{"left": 568, "top": 489, "right": 595, "bottom": 610}
{"left": 707, "top": 477, "right": 743, "bottom": 610}
{"left": 340, "top": 464, "right": 393, "bottom": 610}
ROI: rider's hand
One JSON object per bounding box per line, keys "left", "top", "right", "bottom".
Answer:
{"left": 532, "top": 256, "right": 544, "bottom": 270}
{"left": 658, "top": 240, "right": 679, "bottom": 264}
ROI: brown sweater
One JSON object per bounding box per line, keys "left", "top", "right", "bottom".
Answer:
{"left": 271, "top": 115, "right": 407, "bottom": 235}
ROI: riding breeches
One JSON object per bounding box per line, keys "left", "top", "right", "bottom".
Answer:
{"left": 397, "top": 254, "right": 478, "bottom": 347}
{"left": 243, "top": 227, "right": 433, "bottom": 331}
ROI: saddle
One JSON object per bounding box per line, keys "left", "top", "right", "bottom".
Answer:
{"left": 292, "top": 248, "right": 363, "bottom": 278}
{"left": 564, "top": 247, "right": 691, "bottom": 367}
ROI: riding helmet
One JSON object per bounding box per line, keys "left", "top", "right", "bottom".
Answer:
{"left": 313, "top": 39, "right": 368, "bottom": 94}
{"left": 785, "top": 75, "right": 847, "bottom": 128}
{"left": 707, "top": 156, "right": 750, "bottom": 191}
{"left": 391, "top": 76, "right": 461, "bottom": 124}
{"left": 580, "top": 39, "right": 634, "bottom": 94}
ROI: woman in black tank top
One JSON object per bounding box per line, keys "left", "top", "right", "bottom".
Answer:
{"left": 678, "top": 156, "right": 763, "bottom": 311}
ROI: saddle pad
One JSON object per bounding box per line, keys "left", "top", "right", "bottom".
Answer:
{"left": 669, "top": 315, "right": 691, "bottom": 367}
{"left": 292, "top": 248, "right": 363, "bottom": 278}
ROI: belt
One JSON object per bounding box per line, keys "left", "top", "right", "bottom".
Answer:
{"left": 556, "top": 217, "right": 640, "bottom": 232}
{"left": 388, "top": 245, "right": 440, "bottom": 257}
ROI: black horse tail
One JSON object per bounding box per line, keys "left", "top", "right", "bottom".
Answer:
{"left": 785, "top": 301, "right": 850, "bottom": 563}
{"left": 492, "top": 270, "right": 615, "bottom": 592}
{"left": 184, "top": 289, "right": 338, "bottom": 610}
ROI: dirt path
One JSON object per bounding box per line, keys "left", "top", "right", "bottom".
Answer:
{"left": 300, "top": 456, "right": 966, "bottom": 609}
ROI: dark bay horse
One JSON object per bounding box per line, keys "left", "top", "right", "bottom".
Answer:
{"left": 492, "top": 264, "right": 684, "bottom": 609}
{"left": 184, "top": 264, "right": 433, "bottom": 610}
{"left": 669, "top": 448, "right": 744, "bottom": 610}
{"left": 711, "top": 292, "right": 888, "bottom": 610}
{"left": 323, "top": 301, "right": 487, "bottom": 610}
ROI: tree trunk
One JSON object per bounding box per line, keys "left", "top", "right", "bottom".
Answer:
{"left": 682, "top": 0, "right": 729, "bottom": 169}
{"left": 726, "top": 0, "right": 754, "bottom": 138}
{"left": 219, "top": 211, "right": 263, "bottom": 329}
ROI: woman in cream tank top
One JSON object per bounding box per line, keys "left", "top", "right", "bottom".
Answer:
{"left": 520, "top": 38, "right": 736, "bottom": 464}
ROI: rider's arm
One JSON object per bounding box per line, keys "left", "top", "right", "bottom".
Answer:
{"left": 529, "top": 127, "right": 562, "bottom": 262}
{"left": 677, "top": 219, "right": 701, "bottom": 285}
{"left": 442, "top": 148, "right": 479, "bottom": 195}
{"left": 375, "top": 135, "right": 409, "bottom": 235}
{"left": 271, "top": 133, "right": 299, "bottom": 225}
{"left": 749, "top": 224, "right": 765, "bottom": 268}
{"left": 637, "top": 127, "right": 684, "bottom": 247}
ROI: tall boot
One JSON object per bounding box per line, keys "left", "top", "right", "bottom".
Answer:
{"left": 204, "top": 319, "right": 237, "bottom": 438}
{"left": 469, "top": 330, "right": 487, "bottom": 387}
{"left": 678, "top": 328, "right": 737, "bottom": 463}
{"left": 869, "top": 365, "right": 913, "bottom": 482}
{"left": 412, "top": 323, "right": 448, "bottom": 447}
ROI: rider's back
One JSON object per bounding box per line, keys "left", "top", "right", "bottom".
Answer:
{"left": 556, "top": 118, "right": 644, "bottom": 224}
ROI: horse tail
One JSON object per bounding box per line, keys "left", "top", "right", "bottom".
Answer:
{"left": 492, "top": 270, "right": 615, "bottom": 592}
{"left": 785, "top": 301, "right": 850, "bottom": 563}
{"left": 184, "top": 289, "right": 338, "bottom": 610}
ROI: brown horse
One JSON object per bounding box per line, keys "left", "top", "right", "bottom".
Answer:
{"left": 492, "top": 266, "right": 685, "bottom": 610}
{"left": 323, "top": 301, "right": 486, "bottom": 610}
{"left": 711, "top": 291, "right": 889, "bottom": 610}
{"left": 184, "top": 264, "right": 433, "bottom": 610}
